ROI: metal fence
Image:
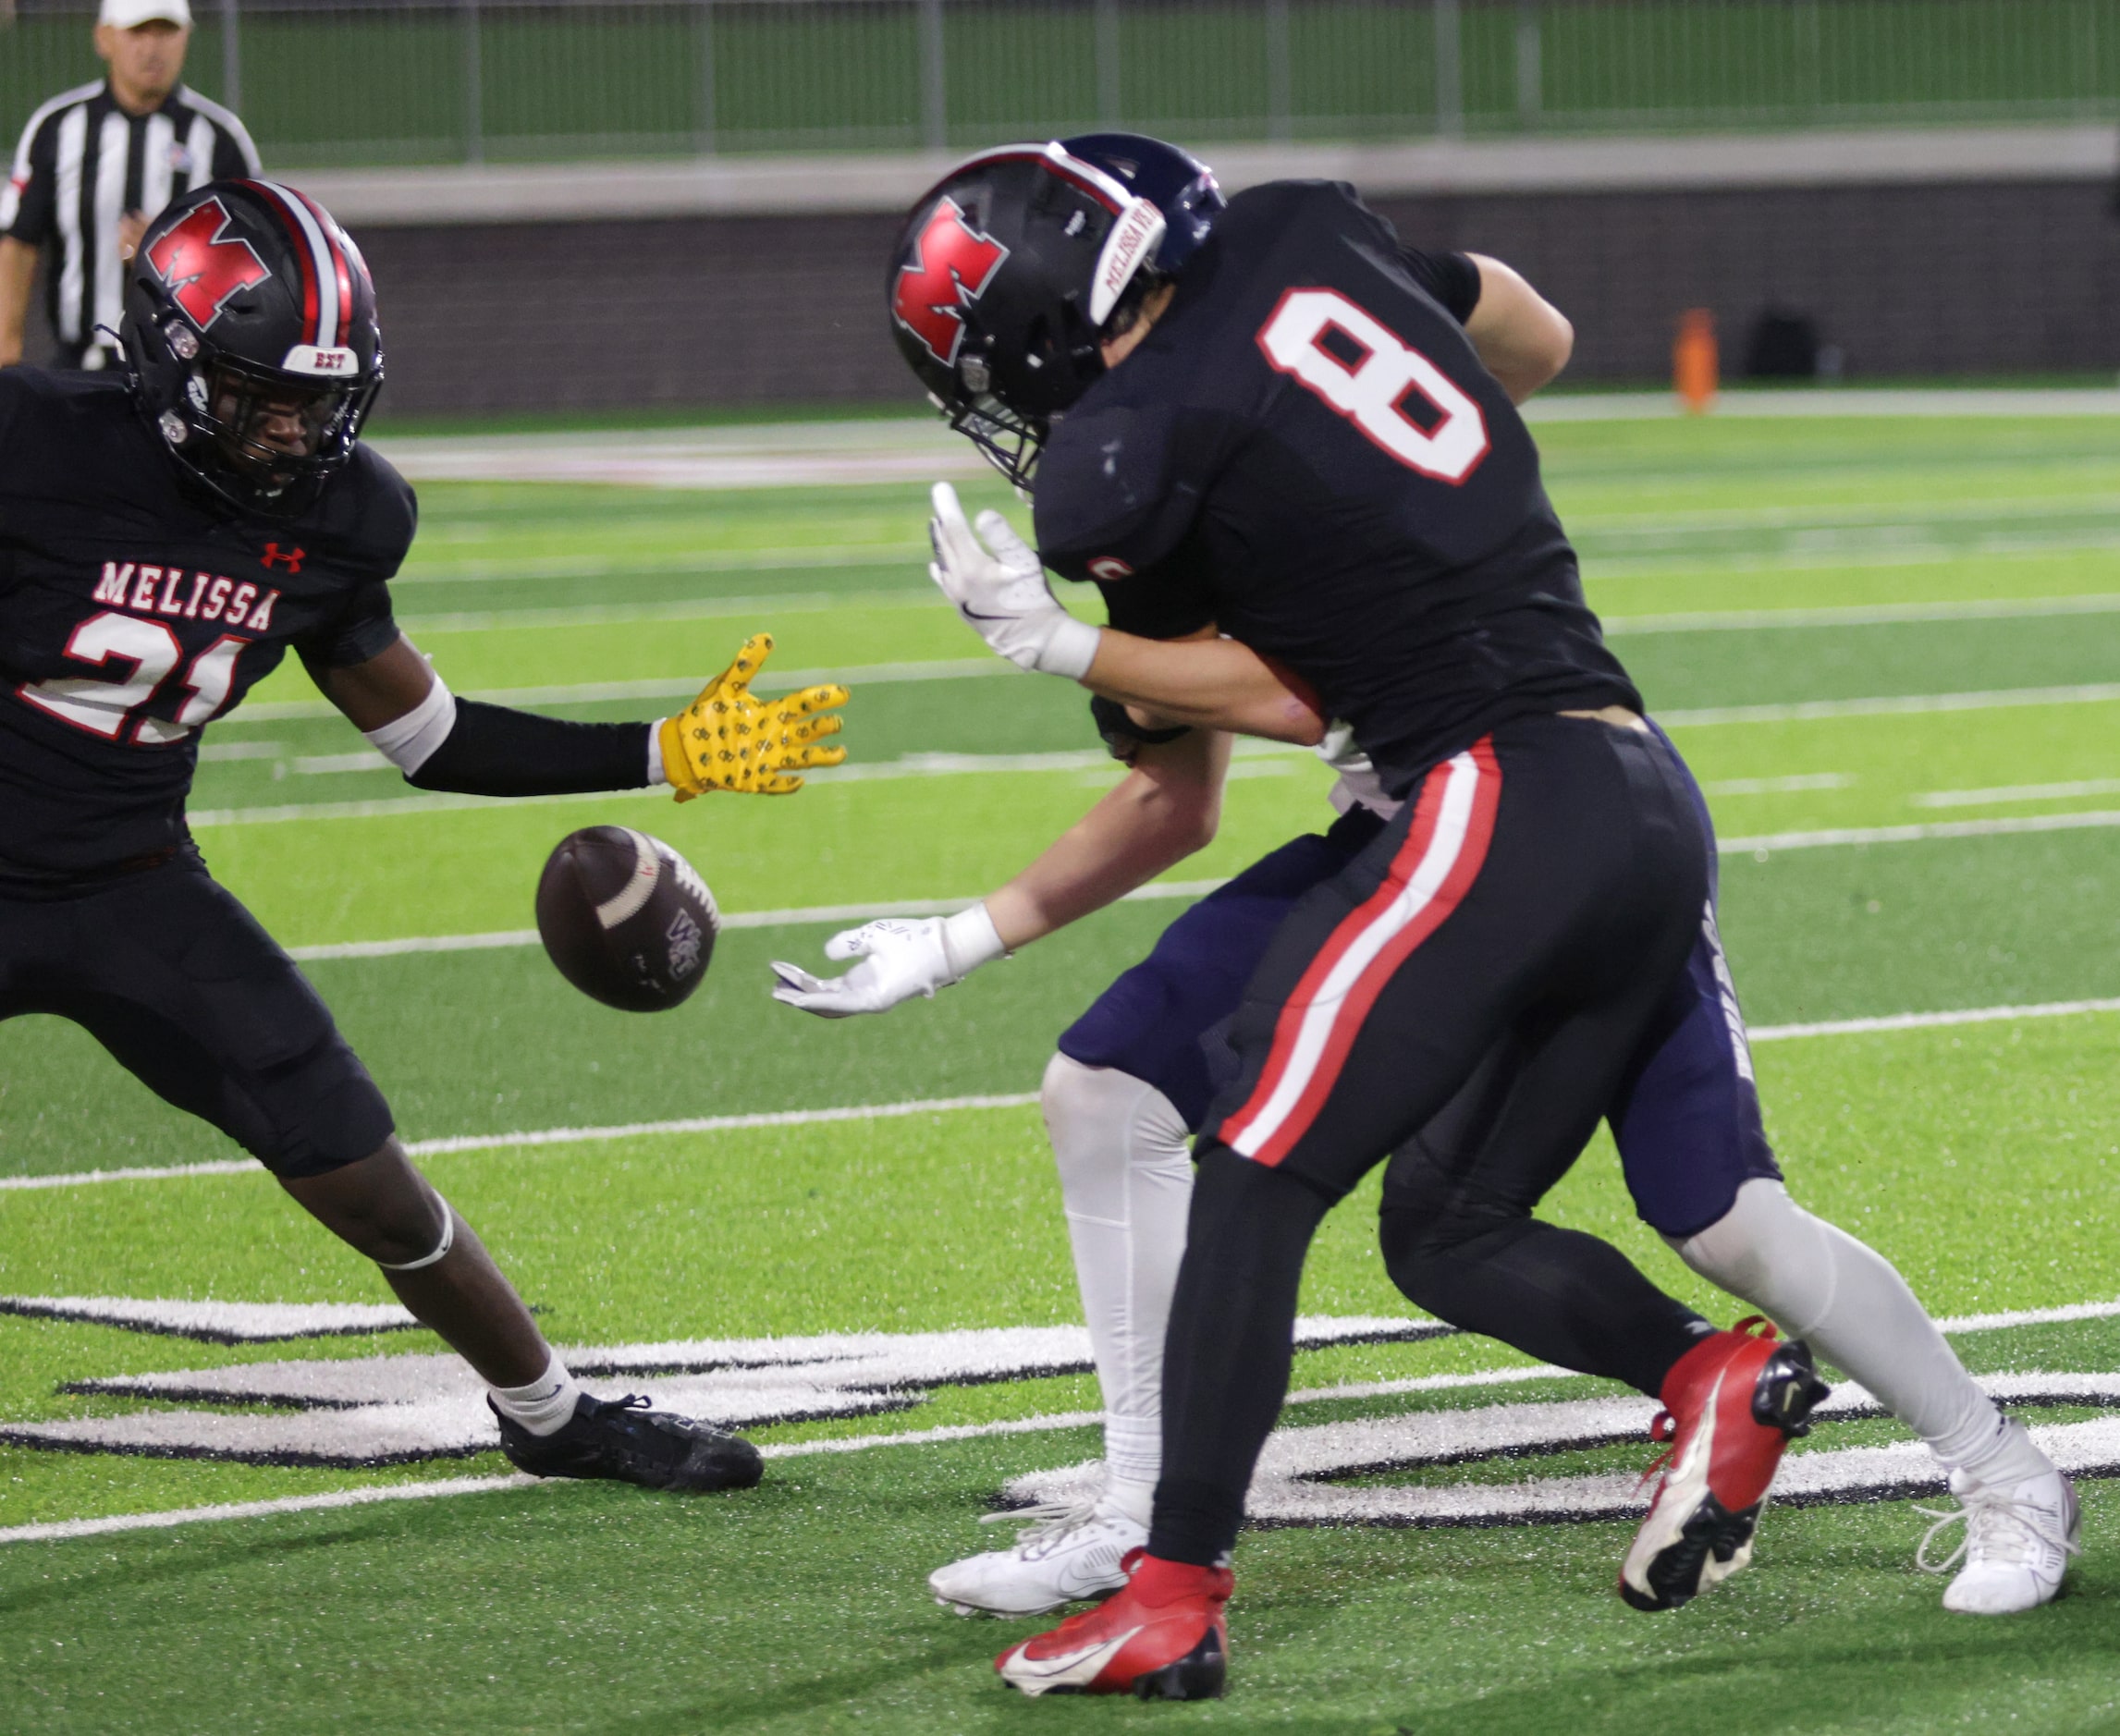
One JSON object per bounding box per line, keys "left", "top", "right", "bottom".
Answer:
{"left": 6, "top": 0, "right": 2117, "bottom": 168}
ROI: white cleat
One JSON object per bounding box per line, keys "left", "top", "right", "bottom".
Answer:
{"left": 928, "top": 1495, "right": 1147, "bottom": 1618}
{"left": 1918, "top": 1466, "right": 2080, "bottom": 1615}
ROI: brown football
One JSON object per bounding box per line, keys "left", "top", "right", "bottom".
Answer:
{"left": 535, "top": 825, "right": 718, "bottom": 1012}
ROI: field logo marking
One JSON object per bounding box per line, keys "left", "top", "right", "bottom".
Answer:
{"left": 6, "top": 1305, "right": 2120, "bottom": 1545}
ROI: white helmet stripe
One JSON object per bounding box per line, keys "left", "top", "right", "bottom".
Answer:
{"left": 256, "top": 178, "right": 339, "bottom": 348}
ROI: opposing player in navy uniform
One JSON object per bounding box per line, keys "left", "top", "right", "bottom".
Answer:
{"left": 0, "top": 179, "right": 847, "bottom": 1491}
{"left": 812, "top": 139, "right": 2075, "bottom": 1694}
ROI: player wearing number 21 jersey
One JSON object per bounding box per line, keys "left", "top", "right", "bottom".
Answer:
{"left": 0, "top": 365, "right": 411, "bottom": 878}
{"left": 0, "top": 177, "right": 846, "bottom": 1495}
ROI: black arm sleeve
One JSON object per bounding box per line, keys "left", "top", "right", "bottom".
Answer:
{"left": 1399, "top": 247, "right": 1482, "bottom": 325}
{"left": 406, "top": 700, "right": 655, "bottom": 797}
{"left": 1089, "top": 694, "right": 1191, "bottom": 765}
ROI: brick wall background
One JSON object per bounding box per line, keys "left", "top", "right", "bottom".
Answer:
{"left": 22, "top": 177, "right": 2117, "bottom": 413}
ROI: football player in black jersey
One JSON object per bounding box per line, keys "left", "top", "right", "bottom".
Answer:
{"left": 862, "top": 140, "right": 2076, "bottom": 1695}
{"left": 0, "top": 179, "right": 848, "bottom": 1493}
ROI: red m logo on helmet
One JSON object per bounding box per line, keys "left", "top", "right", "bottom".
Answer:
{"left": 893, "top": 199, "right": 1009, "bottom": 367}
{"left": 148, "top": 199, "right": 272, "bottom": 332}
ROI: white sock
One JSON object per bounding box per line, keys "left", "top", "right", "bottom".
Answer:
{"left": 1041, "top": 1053, "right": 1194, "bottom": 1498}
{"left": 1674, "top": 1180, "right": 2055, "bottom": 1485}
{"left": 488, "top": 1352, "right": 582, "bottom": 1437}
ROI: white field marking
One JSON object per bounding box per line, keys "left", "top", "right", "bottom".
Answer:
{"left": 1604, "top": 594, "right": 2120, "bottom": 635}
{"left": 0, "top": 1158, "right": 259, "bottom": 1192}
{"left": 1575, "top": 493, "right": 2120, "bottom": 537}
{"left": 1522, "top": 387, "right": 2120, "bottom": 422}
{"left": 183, "top": 744, "right": 1302, "bottom": 825}
{"left": 1591, "top": 536, "right": 2120, "bottom": 585}
{"left": 279, "top": 879, "right": 1232, "bottom": 964}
{"left": 10, "top": 999, "right": 2120, "bottom": 1195}
{"left": 291, "top": 752, "right": 391, "bottom": 776}
{"left": 1703, "top": 772, "right": 1853, "bottom": 796}
{"left": 1752, "top": 998, "right": 2120, "bottom": 1043}
{"left": 0, "top": 1475, "right": 538, "bottom": 1546}
{"left": 228, "top": 654, "right": 999, "bottom": 724}
{"left": 1915, "top": 777, "right": 2120, "bottom": 809}
{"left": 0, "top": 1296, "right": 417, "bottom": 1342}
{"left": 396, "top": 543, "right": 928, "bottom": 586}
{"left": 4, "top": 1303, "right": 2114, "bottom": 1547}
{"left": 1722, "top": 808, "right": 2120, "bottom": 854}
{"left": 14, "top": 1318, "right": 1434, "bottom": 1468}
{"left": 401, "top": 1093, "right": 1043, "bottom": 1158}
{"left": 197, "top": 740, "right": 285, "bottom": 761}
{"left": 393, "top": 587, "right": 937, "bottom": 638}
{"left": 1660, "top": 682, "right": 2120, "bottom": 727}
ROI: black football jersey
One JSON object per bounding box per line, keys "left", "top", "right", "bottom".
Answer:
{"left": 1034, "top": 180, "right": 1638, "bottom": 797}
{"left": 0, "top": 369, "right": 414, "bottom": 884}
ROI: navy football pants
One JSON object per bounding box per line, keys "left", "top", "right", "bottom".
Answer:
{"left": 0, "top": 848, "right": 395, "bottom": 1177}
{"left": 1060, "top": 722, "right": 1780, "bottom": 1241}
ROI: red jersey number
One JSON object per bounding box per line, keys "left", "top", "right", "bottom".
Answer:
{"left": 1256, "top": 287, "right": 1490, "bottom": 484}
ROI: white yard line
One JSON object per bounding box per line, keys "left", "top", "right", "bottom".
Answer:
{"left": 1749, "top": 997, "right": 2120, "bottom": 1043}
{"left": 9, "top": 996, "right": 2120, "bottom": 1196}
{"left": 1660, "top": 682, "right": 2120, "bottom": 727}
{"left": 285, "top": 878, "right": 1230, "bottom": 962}
{"left": 6, "top": 1293, "right": 2115, "bottom": 1547}
{"left": 224, "top": 659, "right": 1005, "bottom": 726}
{"left": 1722, "top": 808, "right": 2120, "bottom": 853}
{"left": 1914, "top": 778, "right": 2120, "bottom": 809}
{"left": 1603, "top": 593, "right": 2120, "bottom": 634}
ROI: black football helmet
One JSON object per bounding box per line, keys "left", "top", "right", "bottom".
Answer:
{"left": 121, "top": 178, "right": 383, "bottom": 517}
{"left": 888, "top": 141, "right": 1174, "bottom": 490}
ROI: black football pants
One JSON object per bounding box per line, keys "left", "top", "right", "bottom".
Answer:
{"left": 0, "top": 848, "right": 395, "bottom": 1177}
{"left": 1151, "top": 714, "right": 1710, "bottom": 1566}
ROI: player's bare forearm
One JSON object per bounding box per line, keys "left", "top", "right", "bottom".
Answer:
{"left": 1463, "top": 254, "right": 1573, "bottom": 404}
{"left": 1083, "top": 628, "right": 1326, "bottom": 747}
{"left": 984, "top": 728, "right": 1229, "bottom": 950}
{"left": 0, "top": 238, "right": 41, "bottom": 367}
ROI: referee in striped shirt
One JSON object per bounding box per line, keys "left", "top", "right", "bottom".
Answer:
{"left": 0, "top": 0, "right": 259, "bottom": 371}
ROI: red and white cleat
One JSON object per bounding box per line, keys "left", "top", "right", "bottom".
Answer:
{"left": 1621, "top": 1315, "right": 1830, "bottom": 1612}
{"left": 994, "top": 1550, "right": 1232, "bottom": 1699}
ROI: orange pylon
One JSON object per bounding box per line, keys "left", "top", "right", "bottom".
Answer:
{"left": 1673, "top": 308, "right": 1718, "bottom": 414}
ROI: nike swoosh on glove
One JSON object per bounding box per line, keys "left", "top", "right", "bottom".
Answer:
{"left": 770, "top": 908, "right": 1006, "bottom": 1018}
{"left": 927, "top": 483, "right": 1101, "bottom": 679}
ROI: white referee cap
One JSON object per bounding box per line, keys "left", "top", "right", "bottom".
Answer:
{"left": 100, "top": 0, "right": 193, "bottom": 28}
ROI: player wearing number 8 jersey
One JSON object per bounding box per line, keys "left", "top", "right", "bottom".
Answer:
{"left": 887, "top": 146, "right": 2074, "bottom": 1698}
{"left": 0, "top": 179, "right": 847, "bottom": 1493}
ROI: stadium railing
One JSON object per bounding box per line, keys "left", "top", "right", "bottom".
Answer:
{"left": 5, "top": 0, "right": 2118, "bottom": 170}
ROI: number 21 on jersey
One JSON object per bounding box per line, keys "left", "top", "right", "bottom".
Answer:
{"left": 1256, "top": 287, "right": 1490, "bottom": 483}
{"left": 18, "top": 613, "right": 248, "bottom": 745}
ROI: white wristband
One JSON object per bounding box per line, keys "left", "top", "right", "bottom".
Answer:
{"left": 646, "top": 720, "right": 668, "bottom": 786}
{"left": 1040, "top": 617, "right": 1102, "bottom": 681}
{"left": 362, "top": 675, "right": 457, "bottom": 775}
{"left": 940, "top": 902, "right": 1008, "bottom": 982}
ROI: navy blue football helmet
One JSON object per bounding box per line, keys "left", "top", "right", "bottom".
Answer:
{"left": 1058, "top": 132, "right": 1225, "bottom": 276}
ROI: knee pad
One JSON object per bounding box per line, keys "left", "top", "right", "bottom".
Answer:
{"left": 1670, "top": 1178, "right": 1837, "bottom": 1338}
{"left": 1041, "top": 1052, "right": 1193, "bottom": 1221}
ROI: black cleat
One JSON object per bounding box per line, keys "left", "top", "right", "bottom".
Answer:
{"left": 492, "top": 1392, "right": 764, "bottom": 1492}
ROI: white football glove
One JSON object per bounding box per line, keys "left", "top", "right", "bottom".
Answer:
{"left": 927, "top": 483, "right": 1101, "bottom": 679}
{"left": 770, "top": 905, "right": 1008, "bottom": 1019}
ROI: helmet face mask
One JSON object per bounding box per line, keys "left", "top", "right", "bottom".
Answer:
{"left": 888, "top": 141, "right": 1175, "bottom": 494}
{"left": 122, "top": 180, "right": 384, "bottom": 519}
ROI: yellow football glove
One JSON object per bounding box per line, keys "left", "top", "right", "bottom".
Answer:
{"left": 656, "top": 632, "right": 848, "bottom": 800}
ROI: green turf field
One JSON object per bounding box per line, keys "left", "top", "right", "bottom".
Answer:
{"left": 5, "top": 410, "right": 2120, "bottom": 1732}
